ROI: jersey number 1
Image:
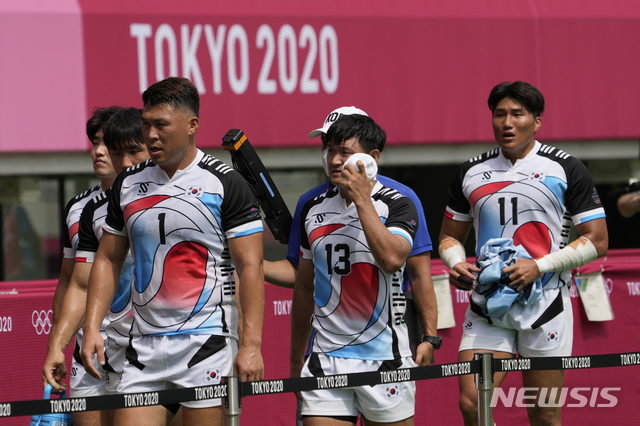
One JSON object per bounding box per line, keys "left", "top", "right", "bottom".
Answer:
{"left": 158, "top": 213, "right": 166, "bottom": 244}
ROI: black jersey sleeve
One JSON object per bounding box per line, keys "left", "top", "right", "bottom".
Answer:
{"left": 447, "top": 163, "right": 472, "bottom": 215}
{"left": 218, "top": 168, "right": 262, "bottom": 232}
{"left": 375, "top": 189, "right": 419, "bottom": 243}
{"left": 564, "top": 156, "right": 604, "bottom": 217}
{"left": 105, "top": 173, "right": 126, "bottom": 233}
{"left": 61, "top": 197, "right": 76, "bottom": 251}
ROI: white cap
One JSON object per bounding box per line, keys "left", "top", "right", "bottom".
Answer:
{"left": 309, "top": 106, "right": 369, "bottom": 138}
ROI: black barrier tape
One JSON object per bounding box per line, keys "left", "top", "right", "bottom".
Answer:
{"left": 3, "top": 352, "right": 639, "bottom": 418}
{"left": 495, "top": 352, "right": 640, "bottom": 372}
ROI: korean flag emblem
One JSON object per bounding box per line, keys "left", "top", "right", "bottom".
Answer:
{"left": 204, "top": 369, "right": 221, "bottom": 383}
{"left": 186, "top": 186, "right": 204, "bottom": 198}
{"left": 529, "top": 172, "right": 546, "bottom": 181}
{"left": 386, "top": 385, "right": 402, "bottom": 399}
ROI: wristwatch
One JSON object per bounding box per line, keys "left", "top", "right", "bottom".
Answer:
{"left": 420, "top": 335, "right": 442, "bottom": 350}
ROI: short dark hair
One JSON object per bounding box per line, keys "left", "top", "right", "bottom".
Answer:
{"left": 104, "top": 108, "right": 144, "bottom": 152}
{"left": 86, "top": 106, "right": 121, "bottom": 141}
{"left": 488, "top": 81, "right": 545, "bottom": 118}
{"left": 324, "top": 114, "right": 386, "bottom": 153}
{"left": 142, "top": 77, "right": 200, "bottom": 117}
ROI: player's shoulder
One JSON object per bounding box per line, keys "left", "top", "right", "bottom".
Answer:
{"left": 377, "top": 175, "right": 414, "bottom": 196}
{"left": 198, "top": 154, "right": 235, "bottom": 175}
{"left": 535, "top": 142, "right": 592, "bottom": 176}
{"left": 535, "top": 143, "right": 578, "bottom": 164}
{"left": 301, "top": 184, "right": 339, "bottom": 211}
{"left": 465, "top": 147, "right": 501, "bottom": 168}
{"left": 299, "top": 181, "right": 332, "bottom": 205}
{"left": 64, "top": 184, "right": 102, "bottom": 216}
{"left": 68, "top": 184, "right": 101, "bottom": 207}
{"left": 373, "top": 185, "right": 411, "bottom": 205}
{"left": 88, "top": 188, "right": 111, "bottom": 209}
{"left": 117, "top": 159, "right": 155, "bottom": 184}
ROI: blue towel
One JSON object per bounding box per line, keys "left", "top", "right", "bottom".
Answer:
{"left": 471, "top": 238, "right": 542, "bottom": 318}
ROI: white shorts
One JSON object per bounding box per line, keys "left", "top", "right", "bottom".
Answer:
{"left": 459, "top": 285, "right": 573, "bottom": 357}
{"left": 300, "top": 354, "right": 416, "bottom": 423}
{"left": 70, "top": 337, "right": 107, "bottom": 397}
{"left": 104, "top": 340, "right": 127, "bottom": 394}
{"left": 118, "top": 334, "right": 236, "bottom": 408}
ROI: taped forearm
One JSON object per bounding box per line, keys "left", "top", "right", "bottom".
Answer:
{"left": 439, "top": 237, "right": 467, "bottom": 270}
{"left": 535, "top": 236, "right": 598, "bottom": 273}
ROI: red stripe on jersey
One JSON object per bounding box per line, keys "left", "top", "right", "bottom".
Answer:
{"left": 469, "top": 182, "right": 514, "bottom": 208}
{"left": 335, "top": 262, "right": 379, "bottom": 326}
{"left": 444, "top": 209, "right": 454, "bottom": 219}
{"left": 68, "top": 221, "right": 80, "bottom": 241}
{"left": 309, "top": 224, "right": 345, "bottom": 245}
{"left": 75, "top": 257, "right": 88, "bottom": 263}
{"left": 155, "top": 241, "right": 208, "bottom": 309}
{"left": 123, "top": 195, "right": 170, "bottom": 223}
{"left": 513, "top": 221, "right": 552, "bottom": 259}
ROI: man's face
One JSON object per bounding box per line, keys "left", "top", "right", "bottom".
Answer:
{"left": 90, "top": 128, "right": 116, "bottom": 179}
{"left": 141, "top": 104, "right": 198, "bottom": 175}
{"left": 492, "top": 97, "right": 541, "bottom": 162}
{"left": 109, "top": 143, "right": 150, "bottom": 174}
{"left": 326, "top": 137, "right": 366, "bottom": 186}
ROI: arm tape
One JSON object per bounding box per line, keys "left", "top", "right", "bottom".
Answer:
{"left": 439, "top": 237, "right": 467, "bottom": 270}
{"left": 534, "top": 237, "right": 598, "bottom": 273}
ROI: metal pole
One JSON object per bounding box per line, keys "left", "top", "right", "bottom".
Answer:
{"left": 475, "top": 353, "right": 494, "bottom": 426}
{"left": 222, "top": 376, "right": 241, "bottom": 426}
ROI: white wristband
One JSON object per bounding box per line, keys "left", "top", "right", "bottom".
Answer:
{"left": 534, "top": 237, "right": 599, "bottom": 273}
{"left": 439, "top": 237, "right": 467, "bottom": 270}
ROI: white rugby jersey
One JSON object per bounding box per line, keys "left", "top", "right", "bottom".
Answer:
{"left": 76, "top": 189, "right": 133, "bottom": 347}
{"left": 445, "top": 141, "right": 606, "bottom": 288}
{"left": 300, "top": 182, "right": 418, "bottom": 361}
{"left": 61, "top": 184, "right": 103, "bottom": 259}
{"left": 104, "top": 150, "right": 263, "bottom": 338}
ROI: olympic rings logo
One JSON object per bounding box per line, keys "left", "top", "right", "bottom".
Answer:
{"left": 32, "top": 310, "right": 53, "bottom": 335}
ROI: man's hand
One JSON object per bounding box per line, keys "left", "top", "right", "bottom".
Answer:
{"left": 449, "top": 262, "right": 480, "bottom": 290}
{"left": 414, "top": 342, "right": 435, "bottom": 367}
{"left": 80, "top": 329, "right": 105, "bottom": 379}
{"left": 502, "top": 257, "right": 541, "bottom": 291}
{"left": 340, "top": 161, "right": 374, "bottom": 204}
{"left": 234, "top": 344, "right": 264, "bottom": 382}
{"left": 289, "top": 357, "right": 305, "bottom": 401}
{"left": 42, "top": 349, "right": 68, "bottom": 392}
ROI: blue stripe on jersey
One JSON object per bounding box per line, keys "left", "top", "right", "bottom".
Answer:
{"left": 111, "top": 256, "right": 134, "bottom": 313}
{"left": 131, "top": 231, "right": 159, "bottom": 293}
{"left": 152, "top": 327, "right": 218, "bottom": 336}
{"left": 576, "top": 212, "right": 606, "bottom": 224}
{"left": 154, "top": 310, "right": 224, "bottom": 336}
{"left": 314, "top": 271, "right": 332, "bottom": 309}
{"left": 365, "top": 292, "right": 385, "bottom": 329}
{"left": 190, "top": 279, "right": 215, "bottom": 320}
{"left": 313, "top": 244, "right": 332, "bottom": 308}
{"left": 389, "top": 227, "right": 413, "bottom": 247}
{"left": 200, "top": 193, "right": 223, "bottom": 224}
{"left": 540, "top": 176, "right": 567, "bottom": 207}
{"left": 327, "top": 333, "right": 392, "bottom": 359}
{"left": 477, "top": 208, "right": 504, "bottom": 254}
{"left": 233, "top": 225, "right": 264, "bottom": 237}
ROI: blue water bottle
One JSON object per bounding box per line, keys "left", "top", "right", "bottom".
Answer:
{"left": 30, "top": 384, "right": 72, "bottom": 426}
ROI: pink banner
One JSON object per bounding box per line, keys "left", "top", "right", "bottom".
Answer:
{"left": 1, "top": 248, "right": 639, "bottom": 424}
{"left": 2, "top": 1, "right": 640, "bottom": 153}
{"left": 0, "top": 0, "right": 87, "bottom": 153}
{"left": 80, "top": 0, "right": 640, "bottom": 149}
